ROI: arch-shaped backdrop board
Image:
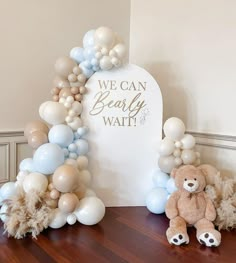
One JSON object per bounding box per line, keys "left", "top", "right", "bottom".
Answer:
{"left": 83, "top": 64, "right": 163, "bottom": 206}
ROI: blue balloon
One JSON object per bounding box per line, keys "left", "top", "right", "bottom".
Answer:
{"left": 146, "top": 187, "right": 169, "bottom": 214}
{"left": 48, "top": 124, "right": 74, "bottom": 147}
{"left": 83, "top": 47, "right": 96, "bottom": 61}
{"left": 68, "top": 143, "right": 77, "bottom": 153}
{"left": 79, "top": 61, "right": 94, "bottom": 78}
{"left": 166, "top": 178, "right": 178, "bottom": 194}
{"left": 70, "top": 47, "right": 84, "bottom": 64}
{"left": 33, "top": 143, "right": 64, "bottom": 175}
{"left": 75, "top": 139, "right": 89, "bottom": 155}
{"left": 152, "top": 170, "right": 169, "bottom": 188}
{"left": 83, "top": 29, "right": 95, "bottom": 47}
{"left": 69, "top": 152, "right": 78, "bottom": 160}
{"left": 19, "top": 158, "right": 35, "bottom": 172}
{"left": 77, "top": 127, "right": 89, "bottom": 137}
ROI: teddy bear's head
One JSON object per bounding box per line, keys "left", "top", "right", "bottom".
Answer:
{"left": 171, "top": 165, "right": 206, "bottom": 193}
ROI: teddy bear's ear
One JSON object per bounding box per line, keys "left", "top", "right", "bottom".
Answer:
{"left": 170, "top": 168, "right": 178, "bottom": 178}
{"left": 197, "top": 166, "right": 208, "bottom": 177}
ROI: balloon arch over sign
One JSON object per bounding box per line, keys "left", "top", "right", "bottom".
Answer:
{"left": 0, "top": 27, "right": 127, "bottom": 239}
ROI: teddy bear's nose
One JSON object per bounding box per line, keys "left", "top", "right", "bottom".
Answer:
{"left": 188, "top": 183, "right": 194, "bottom": 187}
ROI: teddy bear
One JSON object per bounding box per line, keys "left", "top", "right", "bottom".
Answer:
{"left": 165, "top": 165, "right": 221, "bottom": 247}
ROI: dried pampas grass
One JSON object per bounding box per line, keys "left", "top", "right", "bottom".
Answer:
{"left": 201, "top": 164, "right": 236, "bottom": 230}
{"left": 2, "top": 189, "right": 54, "bottom": 239}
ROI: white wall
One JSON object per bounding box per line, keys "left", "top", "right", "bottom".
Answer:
{"left": 130, "top": 0, "right": 236, "bottom": 136}
{"left": 0, "top": 0, "right": 130, "bottom": 131}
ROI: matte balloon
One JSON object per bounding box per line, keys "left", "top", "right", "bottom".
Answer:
{"left": 19, "top": 158, "right": 35, "bottom": 172}
{"left": 0, "top": 182, "right": 18, "bottom": 200}
{"left": 79, "top": 170, "right": 92, "bottom": 186}
{"left": 49, "top": 208, "right": 67, "bottom": 229}
{"left": 58, "top": 193, "right": 79, "bottom": 213}
{"left": 75, "top": 139, "right": 89, "bottom": 155}
{"left": 79, "top": 61, "right": 94, "bottom": 78}
{"left": 94, "top": 27, "right": 115, "bottom": 49}
{"left": 67, "top": 214, "right": 77, "bottom": 225}
{"left": 77, "top": 156, "right": 89, "bottom": 170}
{"left": 28, "top": 131, "right": 48, "bottom": 149}
{"left": 83, "top": 29, "right": 95, "bottom": 47}
{"left": 54, "top": 56, "right": 77, "bottom": 78}
{"left": 33, "top": 143, "right": 65, "bottom": 175}
{"left": 181, "top": 134, "right": 196, "bottom": 149}
{"left": 158, "top": 137, "right": 175, "bottom": 156}
{"left": 163, "top": 117, "right": 186, "bottom": 141}
{"left": 48, "top": 124, "right": 74, "bottom": 147}
{"left": 71, "top": 101, "right": 83, "bottom": 115}
{"left": 52, "top": 164, "right": 79, "bottom": 193}
{"left": 166, "top": 178, "right": 178, "bottom": 194}
{"left": 112, "top": 43, "right": 126, "bottom": 59}
{"left": 152, "top": 170, "right": 170, "bottom": 188}
{"left": 146, "top": 187, "right": 168, "bottom": 214}
{"left": 83, "top": 46, "right": 95, "bottom": 61}
{"left": 0, "top": 203, "right": 8, "bottom": 223}
{"left": 67, "top": 117, "right": 83, "bottom": 131}
{"left": 24, "top": 120, "right": 49, "bottom": 138}
{"left": 39, "top": 101, "right": 67, "bottom": 125}
{"left": 23, "top": 172, "right": 48, "bottom": 193}
{"left": 99, "top": 56, "right": 113, "bottom": 70}
{"left": 70, "top": 47, "right": 84, "bottom": 64}
{"left": 64, "top": 158, "right": 78, "bottom": 168}
{"left": 158, "top": 155, "right": 176, "bottom": 174}
{"left": 181, "top": 149, "right": 196, "bottom": 164}
{"left": 74, "top": 196, "right": 105, "bottom": 225}
{"left": 53, "top": 76, "right": 71, "bottom": 89}
{"left": 59, "top": 87, "right": 73, "bottom": 98}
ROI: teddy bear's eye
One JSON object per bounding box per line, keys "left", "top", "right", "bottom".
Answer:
{"left": 194, "top": 178, "right": 197, "bottom": 180}
{"left": 184, "top": 179, "right": 187, "bottom": 181}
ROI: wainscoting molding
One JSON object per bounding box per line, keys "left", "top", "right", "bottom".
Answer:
{"left": 0, "top": 130, "right": 235, "bottom": 185}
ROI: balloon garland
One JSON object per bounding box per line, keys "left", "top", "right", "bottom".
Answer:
{"left": 146, "top": 117, "right": 201, "bottom": 214}
{"left": 0, "top": 26, "right": 127, "bottom": 239}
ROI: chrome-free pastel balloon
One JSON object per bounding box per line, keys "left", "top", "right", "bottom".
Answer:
{"left": 158, "top": 137, "right": 175, "bottom": 156}
{"left": 52, "top": 164, "right": 79, "bottom": 193}
{"left": 146, "top": 187, "right": 168, "bottom": 214}
{"left": 33, "top": 143, "right": 64, "bottom": 175}
{"left": 181, "top": 134, "right": 196, "bottom": 149}
{"left": 152, "top": 170, "right": 169, "bottom": 188}
{"left": 48, "top": 124, "right": 74, "bottom": 147}
{"left": 28, "top": 130, "right": 48, "bottom": 149}
{"left": 19, "top": 158, "right": 35, "bottom": 172}
{"left": 166, "top": 178, "right": 178, "bottom": 194}
{"left": 0, "top": 182, "right": 18, "bottom": 200}
{"left": 58, "top": 193, "right": 79, "bottom": 213}
{"left": 24, "top": 120, "right": 49, "bottom": 138}
{"left": 49, "top": 208, "right": 67, "bottom": 229}
{"left": 54, "top": 57, "right": 77, "bottom": 79}
{"left": 163, "top": 117, "right": 185, "bottom": 141}
{"left": 158, "top": 155, "right": 176, "bottom": 174}
{"left": 70, "top": 47, "right": 84, "bottom": 64}
{"left": 74, "top": 196, "right": 105, "bottom": 225}
{"left": 75, "top": 139, "right": 89, "bottom": 155}
{"left": 181, "top": 149, "right": 196, "bottom": 164}
{"left": 94, "top": 27, "right": 115, "bottom": 49}
{"left": 23, "top": 172, "right": 48, "bottom": 193}
{"left": 83, "top": 30, "right": 95, "bottom": 47}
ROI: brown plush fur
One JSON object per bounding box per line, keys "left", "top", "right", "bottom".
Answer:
{"left": 199, "top": 164, "right": 236, "bottom": 230}
{"left": 165, "top": 165, "right": 221, "bottom": 247}
{"left": 3, "top": 189, "right": 54, "bottom": 239}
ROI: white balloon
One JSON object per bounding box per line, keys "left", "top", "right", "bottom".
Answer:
{"left": 174, "top": 157, "right": 183, "bottom": 166}
{"left": 23, "top": 173, "right": 48, "bottom": 193}
{"left": 0, "top": 203, "right": 8, "bottom": 223}
{"left": 0, "top": 182, "right": 18, "bottom": 200}
{"left": 79, "top": 170, "right": 92, "bottom": 186}
{"left": 158, "top": 137, "right": 175, "bottom": 156}
{"left": 71, "top": 101, "right": 83, "bottom": 115}
{"left": 74, "top": 196, "right": 105, "bottom": 225}
{"left": 84, "top": 188, "right": 96, "bottom": 197}
{"left": 77, "top": 156, "right": 89, "bottom": 170}
{"left": 181, "top": 149, "right": 196, "bottom": 164}
{"left": 112, "top": 43, "right": 126, "bottom": 59}
{"left": 49, "top": 208, "right": 67, "bottom": 229}
{"left": 173, "top": 148, "right": 181, "bottom": 157}
{"left": 39, "top": 101, "right": 67, "bottom": 125}
{"left": 99, "top": 56, "right": 113, "bottom": 70}
{"left": 181, "top": 134, "right": 196, "bottom": 149}
{"left": 163, "top": 117, "right": 185, "bottom": 141}
{"left": 67, "top": 117, "right": 83, "bottom": 131}
{"left": 67, "top": 214, "right": 77, "bottom": 225}
{"left": 158, "top": 155, "right": 176, "bottom": 174}
{"left": 94, "top": 27, "right": 115, "bottom": 49}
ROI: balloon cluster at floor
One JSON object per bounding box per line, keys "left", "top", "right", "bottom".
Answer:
{"left": 0, "top": 26, "right": 126, "bottom": 239}
{"left": 146, "top": 117, "right": 201, "bottom": 214}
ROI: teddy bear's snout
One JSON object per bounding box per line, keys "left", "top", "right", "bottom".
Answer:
{"left": 183, "top": 179, "right": 199, "bottom": 192}
{"left": 188, "top": 183, "right": 194, "bottom": 187}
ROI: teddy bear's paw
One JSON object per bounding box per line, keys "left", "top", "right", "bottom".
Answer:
{"left": 198, "top": 232, "right": 220, "bottom": 247}
{"left": 169, "top": 233, "right": 189, "bottom": 246}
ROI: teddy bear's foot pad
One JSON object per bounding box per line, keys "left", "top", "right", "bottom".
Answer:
{"left": 198, "top": 232, "right": 220, "bottom": 247}
{"left": 169, "top": 233, "right": 189, "bottom": 245}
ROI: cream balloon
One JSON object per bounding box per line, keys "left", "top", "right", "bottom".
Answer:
{"left": 74, "top": 196, "right": 105, "bottom": 225}
{"left": 0, "top": 182, "right": 18, "bottom": 200}
{"left": 94, "top": 27, "right": 115, "bottom": 49}
{"left": 67, "top": 214, "right": 77, "bottom": 225}
{"left": 99, "top": 56, "right": 113, "bottom": 70}
{"left": 67, "top": 117, "right": 83, "bottom": 131}
{"left": 158, "top": 137, "right": 175, "bottom": 156}
{"left": 78, "top": 170, "right": 92, "bottom": 186}
{"left": 53, "top": 76, "right": 71, "bottom": 89}
{"left": 28, "top": 131, "right": 48, "bottom": 149}
{"left": 39, "top": 101, "right": 67, "bottom": 125}
{"left": 158, "top": 155, "right": 176, "bottom": 174}
{"left": 163, "top": 117, "right": 186, "bottom": 141}
{"left": 77, "top": 156, "right": 89, "bottom": 170}
{"left": 181, "top": 134, "right": 196, "bottom": 149}
{"left": 0, "top": 203, "right": 8, "bottom": 223}
{"left": 181, "top": 149, "right": 197, "bottom": 164}
{"left": 23, "top": 172, "right": 48, "bottom": 193}
{"left": 112, "top": 43, "right": 126, "bottom": 59}
{"left": 55, "top": 57, "right": 77, "bottom": 79}
{"left": 58, "top": 193, "right": 79, "bottom": 213}
{"left": 49, "top": 208, "right": 67, "bottom": 229}
{"left": 24, "top": 120, "right": 49, "bottom": 138}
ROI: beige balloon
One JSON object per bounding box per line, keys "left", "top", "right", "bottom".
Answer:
{"left": 53, "top": 76, "right": 71, "bottom": 89}
{"left": 58, "top": 193, "right": 79, "bottom": 213}
{"left": 28, "top": 131, "right": 48, "bottom": 149}
{"left": 55, "top": 56, "right": 77, "bottom": 79}
{"left": 59, "top": 87, "right": 73, "bottom": 98}
{"left": 24, "top": 120, "right": 49, "bottom": 138}
{"left": 52, "top": 164, "right": 79, "bottom": 193}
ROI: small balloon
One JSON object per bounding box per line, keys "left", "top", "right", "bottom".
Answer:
{"left": 146, "top": 187, "right": 168, "bottom": 214}
{"left": 70, "top": 47, "right": 84, "bottom": 64}
{"left": 75, "top": 139, "right": 89, "bottom": 155}
{"left": 99, "top": 56, "right": 113, "bottom": 70}
{"left": 79, "top": 170, "right": 92, "bottom": 186}
{"left": 67, "top": 214, "right": 77, "bottom": 225}
{"left": 112, "top": 43, "right": 126, "bottom": 59}
{"left": 58, "top": 193, "right": 79, "bottom": 213}
{"left": 77, "top": 156, "right": 89, "bottom": 170}
{"left": 181, "top": 134, "right": 196, "bottom": 149}
{"left": 158, "top": 137, "right": 175, "bottom": 156}
{"left": 67, "top": 117, "right": 83, "bottom": 131}
{"left": 158, "top": 155, "right": 176, "bottom": 174}
{"left": 0, "top": 203, "right": 9, "bottom": 223}
{"left": 181, "top": 149, "right": 197, "bottom": 164}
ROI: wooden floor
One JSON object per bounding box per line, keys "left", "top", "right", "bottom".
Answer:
{"left": 0, "top": 207, "right": 236, "bottom": 263}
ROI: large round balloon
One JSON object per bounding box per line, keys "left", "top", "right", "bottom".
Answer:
{"left": 23, "top": 172, "right": 48, "bottom": 193}
{"left": 158, "top": 155, "right": 176, "bottom": 174}
{"left": 52, "top": 164, "right": 79, "bottom": 193}
{"left": 181, "top": 134, "right": 196, "bottom": 149}
{"left": 19, "top": 158, "right": 35, "bottom": 172}
{"left": 24, "top": 120, "right": 49, "bottom": 138}
{"left": 54, "top": 56, "right": 77, "bottom": 79}
{"left": 146, "top": 187, "right": 168, "bottom": 214}
{"left": 152, "top": 170, "right": 169, "bottom": 188}
{"left": 163, "top": 117, "right": 185, "bottom": 141}
{"left": 33, "top": 143, "right": 64, "bottom": 175}
{"left": 75, "top": 139, "right": 89, "bottom": 155}
{"left": 74, "top": 196, "right": 105, "bottom": 225}
{"left": 94, "top": 27, "right": 115, "bottom": 49}
{"left": 48, "top": 124, "right": 74, "bottom": 147}
{"left": 158, "top": 137, "right": 175, "bottom": 156}
{"left": 28, "top": 131, "right": 48, "bottom": 149}
{"left": 0, "top": 182, "right": 18, "bottom": 200}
